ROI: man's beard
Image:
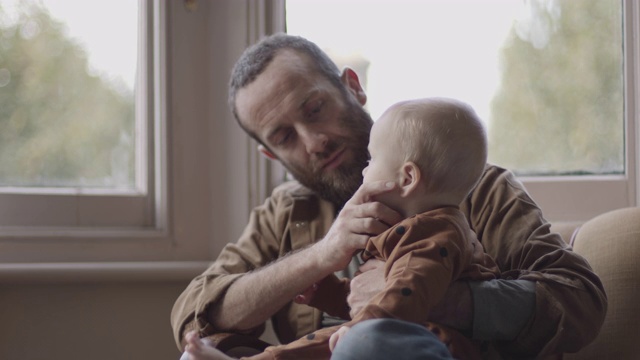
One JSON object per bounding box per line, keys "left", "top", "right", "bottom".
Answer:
{"left": 285, "top": 103, "right": 372, "bottom": 209}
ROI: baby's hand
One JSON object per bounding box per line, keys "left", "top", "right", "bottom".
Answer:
{"left": 329, "top": 325, "right": 351, "bottom": 352}
{"left": 184, "top": 331, "right": 234, "bottom": 360}
{"left": 184, "top": 331, "right": 206, "bottom": 354}
{"left": 293, "top": 282, "right": 318, "bottom": 304}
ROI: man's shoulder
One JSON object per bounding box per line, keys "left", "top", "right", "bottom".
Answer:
{"left": 479, "top": 163, "right": 511, "bottom": 180}
{"left": 474, "top": 163, "right": 523, "bottom": 193}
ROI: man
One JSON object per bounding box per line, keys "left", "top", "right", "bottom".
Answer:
{"left": 171, "top": 33, "right": 606, "bottom": 359}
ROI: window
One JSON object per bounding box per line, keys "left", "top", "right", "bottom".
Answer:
{"left": 0, "top": 0, "right": 161, "bottom": 234}
{"left": 0, "top": 0, "right": 139, "bottom": 190}
{"left": 0, "top": 1, "right": 268, "bottom": 264}
{"left": 286, "top": 0, "right": 638, "bottom": 221}
{"left": 0, "top": 0, "right": 173, "bottom": 263}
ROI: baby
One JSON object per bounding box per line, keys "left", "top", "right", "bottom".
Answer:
{"left": 185, "top": 97, "right": 500, "bottom": 360}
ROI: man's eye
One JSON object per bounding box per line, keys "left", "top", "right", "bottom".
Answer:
{"left": 308, "top": 100, "right": 323, "bottom": 117}
{"left": 276, "top": 131, "right": 293, "bottom": 146}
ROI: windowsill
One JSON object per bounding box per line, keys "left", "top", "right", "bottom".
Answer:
{"left": 0, "top": 261, "right": 210, "bottom": 284}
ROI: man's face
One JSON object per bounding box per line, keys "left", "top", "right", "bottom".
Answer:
{"left": 235, "top": 50, "right": 372, "bottom": 207}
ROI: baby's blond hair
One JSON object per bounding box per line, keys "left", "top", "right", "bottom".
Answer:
{"left": 384, "top": 98, "right": 487, "bottom": 203}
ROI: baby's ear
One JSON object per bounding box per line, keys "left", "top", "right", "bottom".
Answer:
{"left": 399, "top": 162, "right": 420, "bottom": 197}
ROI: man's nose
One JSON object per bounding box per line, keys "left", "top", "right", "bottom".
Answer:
{"left": 302, "top": 132, "right": 329, "bottom": 154}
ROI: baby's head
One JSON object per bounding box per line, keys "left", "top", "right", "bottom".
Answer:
{"left": 363, "top": 98, "right": 487, "bottom": 214}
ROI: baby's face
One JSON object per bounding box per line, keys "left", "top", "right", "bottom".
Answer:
{"left": 362, "top": 113, "right": 404, "bottom": 186}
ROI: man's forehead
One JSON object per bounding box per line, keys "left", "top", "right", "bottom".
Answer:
{"left": 235, "top": 50, "right": 329, "bottom": 132}
{"left": 236, "top": 73, "right": 304, "bottom": 132}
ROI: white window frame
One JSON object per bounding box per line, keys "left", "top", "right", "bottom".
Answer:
{"left": 0, "top": 0, "right": 187, "bottom": 264}
{"left": 0, "top": 0, "right": 158, "bottom": 230}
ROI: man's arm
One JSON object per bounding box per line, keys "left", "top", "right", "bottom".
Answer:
{"left": 208, "top": 242, "right": 338, "bottom": 331}
{"left": 468, "top": 279, "right": 536, "bottom": 341}
{"left": 210, "top": 180, "right": 401, "bottom": 331}
{"left": 462, "top": 164, "right": 607, "bottom": 357}
{"left": 348, "top": 260, "right": 532, "bottom": 337}
{"left": 171, "top": 181, "right": 402, "bottom": 349}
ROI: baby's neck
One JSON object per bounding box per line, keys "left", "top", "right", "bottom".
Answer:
{"left": 402, "top": 194, "right": 458, "bottom": 218}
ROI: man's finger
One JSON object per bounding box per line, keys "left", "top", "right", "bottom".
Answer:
{"left": 363, "top": 203, "right": 404, "bottom": 228}
{"left": 351, "top": 181, "right": 396, "bottom": 204}
{"left": 359, "top": 259, "right": 384, "bottom": 272}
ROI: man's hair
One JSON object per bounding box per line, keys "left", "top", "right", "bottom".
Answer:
{"left": 389, "top": 98, "right": 488, "bottom": 203}
{"left": 228, "top": 33, "right": 344, "bottom": 135}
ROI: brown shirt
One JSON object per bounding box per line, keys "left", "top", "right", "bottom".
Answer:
{"left": 170, "top": 164, "right": 607, "bottom": 358}
{"left": 309, "top": 207, "right": 500, "bottom": 326}
{"left": 354, "top": 207, "right": 500, "bottom": 325}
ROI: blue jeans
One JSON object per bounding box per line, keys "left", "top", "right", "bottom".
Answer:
{"left": 331, "top": 319, "right": 453, "bottom": 360}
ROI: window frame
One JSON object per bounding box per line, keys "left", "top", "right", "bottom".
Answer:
{"left": 0, "top": 0, "right": 161, "bottom": 231}
{"left": 0, "top": 0, "right": 173, "bottom": 263}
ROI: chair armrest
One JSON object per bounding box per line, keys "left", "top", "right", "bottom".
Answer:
{"left": 565, "top": 207, "right": 640, "bottom": 359}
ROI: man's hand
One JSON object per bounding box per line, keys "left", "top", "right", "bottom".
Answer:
{"left": 347, "top": 259, "right": 385, "bottom": 318}
{"left": 317, "top": 181, "right": 402, "bottom": 272}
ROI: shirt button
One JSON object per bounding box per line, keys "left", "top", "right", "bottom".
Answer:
{"left": 439, "top": 247, "right": 448, "bottom": 257}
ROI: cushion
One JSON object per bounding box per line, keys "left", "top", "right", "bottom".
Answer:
{"left": 564, "top": 207, "right": 640, "bottom": 359}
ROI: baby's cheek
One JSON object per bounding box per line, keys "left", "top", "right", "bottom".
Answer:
{"left": 362, "top": 168, "right": 379, "bottom": 184}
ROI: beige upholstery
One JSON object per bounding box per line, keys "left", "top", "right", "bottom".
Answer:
{"left": 563, "top": 207, "right": 640, "bottom": 359}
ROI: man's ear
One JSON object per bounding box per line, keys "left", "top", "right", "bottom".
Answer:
{"left": 258, "top": 144, "right": 277, "bottom": 160}
{"left": 340, "top": 67, "right": 367, "bottom": 106}
{"left": 399, "top": 162, "right": 421, "bottom": 197}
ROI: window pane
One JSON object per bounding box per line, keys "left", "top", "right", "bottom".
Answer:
{"left": 286, "top": 0, "right": 624, "bottom": 176}
{"left": 0, "top": 0, "right": 138, "bottom": 189}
